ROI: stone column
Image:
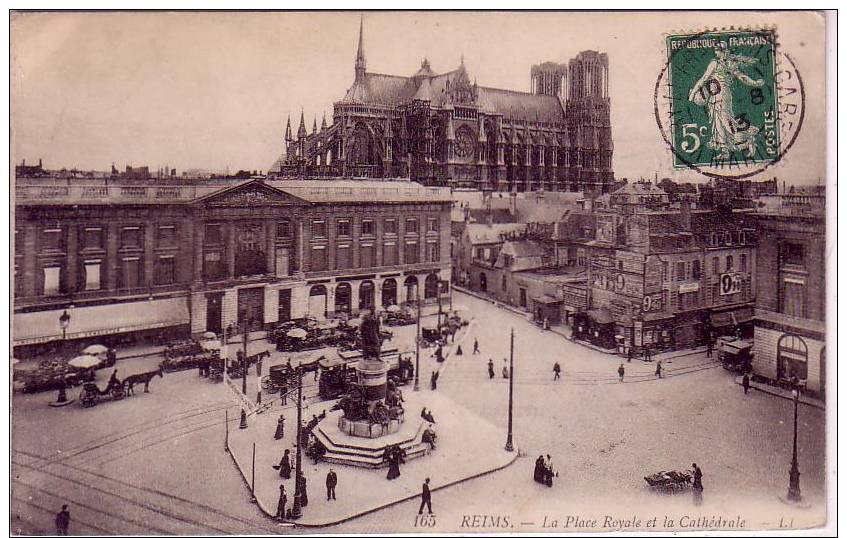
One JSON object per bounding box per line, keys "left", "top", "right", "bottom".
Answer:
{"left": 66, "top": 224, "right": 78, "bottom": 293}
{"left": 143, "top": 222, "right": 155, "bottom": 287}
{"left": 106, "top": 222, "right": 119, "bottom": 290}
{"left": 265, "top": 220, "right": 275, "bottom": 275}
{"left": 22, "top": 224, "right": 37, "bottom": 296}
{"left": 227, "top": 221, "right": 236, "bottom": 279}
{"left": 193, "top": 221, "right": 204, "bottom": 283}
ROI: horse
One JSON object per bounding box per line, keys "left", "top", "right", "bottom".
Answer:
{"left": 123, "top": 367, "right": 164, "bottom": 395}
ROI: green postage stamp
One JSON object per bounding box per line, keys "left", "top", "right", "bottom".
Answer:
{"left": 665, "top": 30, "right": 779, "bottom": 168}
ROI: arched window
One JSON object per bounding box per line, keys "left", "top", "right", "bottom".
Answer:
{"left": 381, "top": 278, "right": 397, "bottom": 307}
{"left": 358, "top": 281, "right": 375, "bottom": 312}
{"left": 424, "top": 273, "right": 439, "bottom": 299}
{"left": 404, "top": 275, "right": 419, "bottom": 304}
{"left": 777, "top": 334, "right": 808, "bottom": 381}
{"left": 334, "top": 283, "right": 352, "bottom": 313}
{"left": 308, "top": 285, "right": 328, "bottom": 318}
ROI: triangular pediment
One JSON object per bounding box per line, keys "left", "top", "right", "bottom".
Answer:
{"left": 195, "top": 180, "right": 309, "bottom": 207}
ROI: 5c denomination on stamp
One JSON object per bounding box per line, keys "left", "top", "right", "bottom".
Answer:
{"left": 655, "top": 29, "right": 805, "bottom": 179}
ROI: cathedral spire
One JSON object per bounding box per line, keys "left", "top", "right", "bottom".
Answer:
{"left": 285, "top": 114, "right": 293, "bottom": 142}
{"left": 321, "top": 113, "right": 327, "bottom": 131}
{"left": 355, "top": 14, "right": 367, "bottom": 80}
{"left": 312, "top": 116, "right": 318, "bottom": 134}
{"left": 297, "top": 109, "right": 307, "bottom": 138}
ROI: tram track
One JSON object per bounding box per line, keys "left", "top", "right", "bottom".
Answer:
{"left": 12, "top": 449, "right": 283, "bottom": 534}
{"left": 11, "top": 494, "right": 113, "bottom": 535}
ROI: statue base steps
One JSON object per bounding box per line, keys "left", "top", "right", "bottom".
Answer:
{"left": 312, "top": 409, "right": 429, "bottom": 468}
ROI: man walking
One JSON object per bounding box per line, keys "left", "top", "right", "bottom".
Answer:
{"left": 706, "top": 337, "right": 713, "bottom": 358}
{"left": 655, "top": 361, "right": 663, "bottom": 379}
{"left": 553, "top": 362, "right": 561, "bottom": 381}
{"left": 617, "top": 363, "right": 625, "bottom": 383}
{"left": 473, "top": 338, "right": 480, "bottom": 355}
{"left": 487, "top": 359, "right": 495, "bottom": 380}
{"left": 326, "top": 469, "right": 338, "bottom": 501}
{"left": 418, "top": 477, "right": 433, "bottom": 515}
{"left": 691, "top": 462, "right": 703, "bottom": 505}
{"left": 55, "top": 505, "right": 70, "bottom": 536}
{"left": 276, "top": 485, "right": 287, "bottom": 520}
{"left": 742, "top": 372, "right": 750, "bottom": 395}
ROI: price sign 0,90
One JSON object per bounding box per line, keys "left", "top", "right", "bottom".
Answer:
{"left": 720, "top": 272, "right": 743, "bottom": 296}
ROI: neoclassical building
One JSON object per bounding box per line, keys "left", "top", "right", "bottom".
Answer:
{"left": 271, "top": 20, "right": 614, "bottom": 193}
{"left": 13, "top": 177, "right": 451, "bottom": 356}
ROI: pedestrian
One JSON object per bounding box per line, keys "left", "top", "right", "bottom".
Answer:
{"left": 314, "top": 367, "right": 319, "bottom": 382}
{"left": 430, "top": 371, "right": 438, "bottom": 390}
{"left": 274, "top": 414, "right": 286, "bottom": 440}
{"left": 276, "top": 485, "right": 287, "bottom": 520}
{"left": 418, "top": 477, "right": 433, "bottom": 515}
{"left": 326, "top": 469, "right": 338, "bottom": 501}
{"left": 644, "top": 347, "right": 652, "bottom": 362}
{"left": 456, "top": 344, "right": 463, "bottom": 356}
{"left": 553, "top": 362, "right": 561, "bottom": 381}
{"left": 617, "top": 363, "right": 625, "bottom": 383}
{"left": 706, "top": 338, "right": 713, "bottom": 358}
{"left": 473, "top": 338, "right": 480, "bottom": 354}
{"left": 544, "top": 454, "right": 556, "bottom": 487}
{"left": 742, "top": 372, "right": 750, "bottom": 395}
{"left": 691, "top": 463, "right": 703, "bottom": 488}
{"left": 435, "top": 345, "right": 444, "bottom": 363}
{"left": 627, "top": 347, "right": 634, "bottom": 363}
{"left": 274, "top": 448, "right": 292, "bottom": 479}
{"left": 55, "top": 504, "right": 70, "bottom": 536}
{"left": 297, "top": 473, "right": 308, "bottom": 507}
{"left": 533, "top": 455, "right": 545, "bottom": 483}
{"left": 543, "top": 317, "right": 549, "bottom": 331}
{"left": 488, "top": 359, "right": 495, "bottom": 379}
{"left": 655, "top": 361, "right": 663, "bottom": 379}
{"left": 502, "top": 360, "right": 509, "bottom": 379}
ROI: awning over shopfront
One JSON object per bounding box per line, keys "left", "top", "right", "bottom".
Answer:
{"left": 14, "top": 297, "right": 190, "bottom": 346}
{"left": 585, "top": 308, "right": 614, "bottom": 325}
{"left": 709, "top": 311, "right": 734, "bottom": 328}
{"left": 722, "top": 339, "right": 753, "bottom": 355}
{"left": 532, "top": 295, "right": 563, "bottom": 305}
{"left": 710, "top": 306, "right": 754, "bottom": 328}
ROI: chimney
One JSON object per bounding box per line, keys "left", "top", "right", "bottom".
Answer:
{"left": 39, "top": 158, "right": 42, "bottom": 167}
{"left": 680, "top": 198, "right": 691, "bottom": 230}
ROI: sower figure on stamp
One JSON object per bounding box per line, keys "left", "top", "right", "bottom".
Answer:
{"left": 688, "top": 41, "right": 764, "bottom": 160}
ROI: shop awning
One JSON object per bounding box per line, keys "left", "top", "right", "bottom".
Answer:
{"left": 731, "top": 307, "right": 754, "bottom": 325}
{"left": 721, "top": 339, "right": 753, "bottom": 355}
{"left": 14, "top": 297, "right": 190, "bottom": 346}
{"left": 709, "top": 311, "right": 734, "bottom": 328}
{"left": 533, "top": 295, "right": 563, "bottom": 305}
{"left": 585, "top": 308, "right": 614, "bottom": 325}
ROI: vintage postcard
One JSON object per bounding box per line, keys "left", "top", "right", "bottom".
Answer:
{"left": 9, "top": 10, "right": 833, "bottom": 535}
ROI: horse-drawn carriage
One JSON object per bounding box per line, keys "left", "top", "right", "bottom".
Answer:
{"left": 318, "top": 357, "right": 359, "bottom": 399}
{"left": 383, "top": 308, "right": 416, "bottom": 327}
{"left": 79, "top": 380, "right": 125, "bottom": 407}
{"left": 644, "top": 470, "right": 692, "bottom": 494}
{"left": 208, "top": 357, "right": 225, "bottom": 381}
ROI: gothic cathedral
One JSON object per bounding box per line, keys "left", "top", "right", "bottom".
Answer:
{"left": 271, "top": 18, "right": 614, "bottom": 193}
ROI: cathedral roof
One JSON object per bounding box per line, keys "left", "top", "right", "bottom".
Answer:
{"left": 339, "top": 68, "right": 565, "bottom": 124}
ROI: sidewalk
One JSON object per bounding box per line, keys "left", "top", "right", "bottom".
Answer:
{"left": 735, "top": 376, "right": 826, "bottom": 410}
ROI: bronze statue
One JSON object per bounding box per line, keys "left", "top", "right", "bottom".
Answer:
{"left": 360, "top": 312, "right": 382, "bottom": 360}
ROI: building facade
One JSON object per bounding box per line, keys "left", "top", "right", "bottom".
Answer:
{"left": 13, "top": 178, "right": 451, "bottom": 356}
{"left": 751, "top": 193, "right": 826, "bottom": 397}
{"left": 271, "top": 20, "right": 614, "bottom": 193}
{"left": 571, "top": 183, "right": 758, "bottom": 351}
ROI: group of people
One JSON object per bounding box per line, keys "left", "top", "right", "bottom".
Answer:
{"left": 533, "top": 454, "right": 556, "bottom": 487}
{"left": 485, "top": 358, "right": 511, "bottom": 380}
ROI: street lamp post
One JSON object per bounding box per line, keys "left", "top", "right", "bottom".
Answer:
{"left": 787, "top": 387, "right": 802, "bottom": 502}
{"left": 414, "top": 282, "right": 421, "bottom": 391}
{"left": 505, "top": 328, "right": 514, "bottom": 452}
{"left": 290, "top": 366, "right": 304, "bottom": 519}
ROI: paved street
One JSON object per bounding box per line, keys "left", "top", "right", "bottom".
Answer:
{"left": 11, "top": 291, "right": 826, "bottom": 534}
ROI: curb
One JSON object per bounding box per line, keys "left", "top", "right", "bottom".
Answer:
{"left": 737, "top": 380, "right": 826, "bottom": 411}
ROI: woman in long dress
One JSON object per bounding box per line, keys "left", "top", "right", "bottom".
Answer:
{"left": 688, "top": 42, "right": 765, "bottom": 159}
{"left": 279, "top": 449, "right": 291, "bottom": 479}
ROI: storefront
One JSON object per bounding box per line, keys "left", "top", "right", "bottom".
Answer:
{"left": 532, "top": 295, "right": 563, "bottom": 325}
{"left": 573, "top": 308, "right": 616, "bottom": 349}
{"left": 709, "top": 305, "right": 754, "bottom": 340}
{"left": 13, "top": 296, "right": 190, "bottom": 358}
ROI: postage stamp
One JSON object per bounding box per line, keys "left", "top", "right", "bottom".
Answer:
{"left": 655, "top": 29, "right": 805, "bottom": 179}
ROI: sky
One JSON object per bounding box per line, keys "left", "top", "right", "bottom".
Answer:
{"left": 11, "top": 11, "right": 827, "bottom": 184}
